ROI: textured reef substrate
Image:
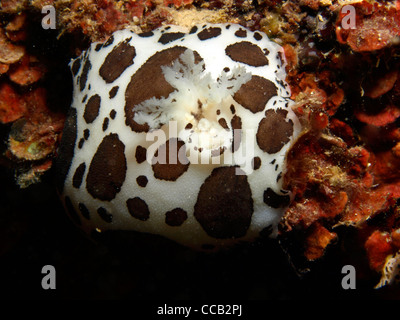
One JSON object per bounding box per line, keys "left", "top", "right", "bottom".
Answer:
{"left": 1, "top": 0, "right": 400, "bottom": 298}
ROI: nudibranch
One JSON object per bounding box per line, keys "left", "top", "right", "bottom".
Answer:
{"left": 55, "top": 23, "right": 301, "bottom": 250}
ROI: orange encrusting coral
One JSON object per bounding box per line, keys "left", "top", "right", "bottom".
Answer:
{"left": 7, "top": 88, "right": 65, "bottom": 162}
{"left": 365, "top": 230, "right": 395, "bottom": 272}
{"left": 304, "top": 222, "right": 338, "bottom": 261}
{"left": 0, "top": 11, "right": 65, "bottom": 187}
{"left": 280, "top": 1, "right": 400, "bottom": 274}
{"left": 336, "top": 1, "right": 400, "bottom": 52}
{"left": 0, "top": 83, "right": 26, "bottom": 124}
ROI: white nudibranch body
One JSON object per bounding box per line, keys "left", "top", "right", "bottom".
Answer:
{"left": 55, "top": 23, "right": 301, "bottom": 250}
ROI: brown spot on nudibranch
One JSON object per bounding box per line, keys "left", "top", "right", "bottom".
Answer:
{"left": 78, "top": 138, "right": 85, "bottom": 149}
{"left": 234, "top": 28, "right": 247, "bottom": 38}
{"left": 194, "top": 166, "right": 253, "bottom": 239}
{"left": 135, "top": 145, "right": 147, "bottom": 164}
{"left": 84, "top": 94, "right": 101, "bottom": 124}
{"left": 231, "top": 115, "right": 242, "bottom": 152}
{"left": 252, "top": 157, "right": 261, "bottom": 170}
{"left": 127, "top": 197, "right": 150, "bottom": 221}
{"left": 158, "top": 32, "right": 185, "bottom": 44}
{"left": 86, "top": 133, "right": 127, "bottom": 201}
{"left": 225, "top": 41, "right": 269, "bottom": 67}
{"left": 103, "top": 35, "right": 114, "bottom": 47}
{"left": 97, "top": 207, "right": 113, "bottom": 223}
{"left": 257, "top": 108, "right": 294, "bottom": 154}
{"left": 263, "top": 188, "right": 290, "bottom": 208}
{"left": 136, "top": 175, "right": 148, "bottom": 187}
{"left": 102, "top": 117, "right": 109, "bottom": 131}
{"left": 78, "top": 202, "right": 90, "bottom": 220}
{"left": 233, "top": 76, "right": 277, "bottom": 113}
{"left": 197, "top": 27, "right": 222, "bottom": 40}
{"left": 218, "top": 118, "right": 229, "bottom": 130}
{"left": 95, "top": 43, "right": 103, "bottom": 51}
{"left": 165, "top": 208, "right": 188, "bottom": 226}
{"left": 71, "top": 58, "right": 81, "bottom": 76}
{"left": 138, "top": 31, "right": 154, "bottom": 37}
{"left": 152, "top": 139, "right": 189, "bottom": 181}
{"left": 72, "top": 162, "right": 86, "bottom": 189}
{"left": 83, "top": 129, "right": 90, "bottom": 140}
{"left": 125, "top": 46, "right": 202, "bottom": 133}
{"left": 79, "top": 59, "right": 91, "bottom": 91}
{"left": 253, "top": 32, "right": 262, "bottom": 41}
{"left": 109, "top": 86, "right": 119, "bottom": 99}
{"left": 99, "top": 38, "right": 136, "bottom": 83}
